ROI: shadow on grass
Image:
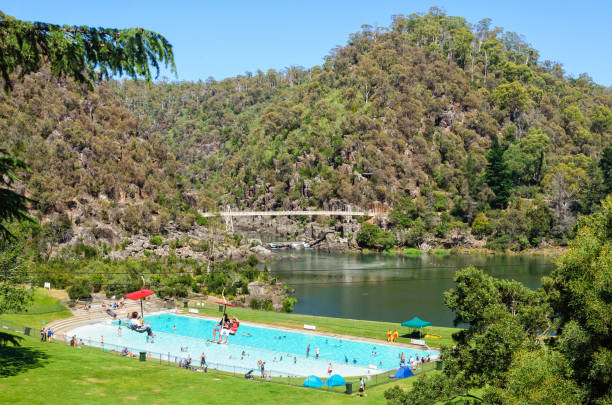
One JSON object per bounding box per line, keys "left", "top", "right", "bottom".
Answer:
{"left": 400, "top": 331, "right": 425, "bottom": 339}
{"left": 0, "top": 345, "right": 49, "bottom": 378}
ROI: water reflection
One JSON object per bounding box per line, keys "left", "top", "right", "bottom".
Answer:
{"left": 267, "top": 250, "right": 555, "bottom": 327}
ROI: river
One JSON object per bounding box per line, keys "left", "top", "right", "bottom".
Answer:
{"left": 266, "top": 250, "right": 555, "bottom": 327}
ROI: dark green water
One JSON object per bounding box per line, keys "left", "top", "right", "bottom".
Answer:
{"left": 268, "top": 250, "right": 555, "bottom": 327}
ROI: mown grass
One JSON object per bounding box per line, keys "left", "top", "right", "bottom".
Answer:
{"left": 0, "top": 331, "right": 423, "bottom": 404}
{"left": 0, "top": 289, "right": 441, "bottom": 404}
{"left": 186, "top": 305, "right": 458, "bottom": 348}
{"left": 0, "top": 289, "right": 72, "bottom": 329}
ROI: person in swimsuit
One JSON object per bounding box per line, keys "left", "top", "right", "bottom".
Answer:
{"left": 213, "top": 314, "right": 229, "bottom": 341}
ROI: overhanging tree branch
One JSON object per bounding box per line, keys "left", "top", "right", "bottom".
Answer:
{"left": 0, "top": 11, "right": 176, "bottom": 91}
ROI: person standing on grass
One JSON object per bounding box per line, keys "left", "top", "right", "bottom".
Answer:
{"left": 40, "top": 328, "right": 45, "bottom": 342}
{"left": 387, "top": 329, "right": 392, "bottom": 342}
{"left": 393, "top": 329, "right": 399, "bottom": 343}
{"left": 201, "top": 353, "right": 207, "bottom": 367}
{"left": 359, "top": 377, "right": 367, "bottom": 397}
{"left": 47, "top": 328, "right": 52, "bottom": 342}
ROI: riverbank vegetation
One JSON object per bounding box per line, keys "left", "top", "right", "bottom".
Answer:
{"left": 385, "top": 196, "right": 611, "bottom": 404}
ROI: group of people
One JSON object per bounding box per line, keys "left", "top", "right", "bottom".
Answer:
{"left": 40, "top": 327, "right": 53, "bottom": 342}
{"left": 211, "top": 313, "right": 239, "bottom": 344}
{"left": 400, "top": 352, "right": 431, "bottom": 367}
{"left": 83, "top": 298, "right": 125, "bottom": 313}
{"left": 386, "top": 329, "right": 399, "bottom": 343}
{"left": 305, "top": 344, "right": 321, "bottom": 359}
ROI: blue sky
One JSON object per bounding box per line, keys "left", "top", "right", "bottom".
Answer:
{"left": 3, "top": 1, "right": 612, "bottom": 86}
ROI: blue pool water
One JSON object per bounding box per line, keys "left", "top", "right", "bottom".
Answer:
{"left": 67, "top": 312, "right": 438, "bottom": 377}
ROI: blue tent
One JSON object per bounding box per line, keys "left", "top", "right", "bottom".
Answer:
{"left": 303, "top": 375, "right": 323, "bottom": 388}
{"left": 393, "top": 366, "right": 414, "bottom": 379}
{"left": 324, "top": 374, "right": 346, "bottom": 387}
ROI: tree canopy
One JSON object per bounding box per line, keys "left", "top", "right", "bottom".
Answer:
{"left": 385, "top": 196, "right": 612, "bottom": 404}
{"left": 0, "top": 11, "right": 175, "bottom": 91}
{"left": 0, "top": 11, "right": 175, "bottom": 314}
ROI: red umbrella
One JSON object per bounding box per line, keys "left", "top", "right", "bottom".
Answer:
{"left": 215, "top": 301, "right": 236, "bottom": 316}
{"left": 126, "top": 289, "right": 155, "bottom": 316}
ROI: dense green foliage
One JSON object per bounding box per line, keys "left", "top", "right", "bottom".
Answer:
{"left": 385, "top": 196, "right": 612, "bottom": 404}
{"left": 28, "top": 252, "right": 263, "bottom": 301}
{"left": 0, "top": 8, "right": 610, "bottom": 254}
{"left": 356, "top": 223, "right": 396, "bottom": 250}
{"left": 0, "top": 11, "right": 175, "bottom": 90}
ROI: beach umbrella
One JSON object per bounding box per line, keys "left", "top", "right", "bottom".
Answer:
{"left": 214, "top": 301, "right": 236, "bottom": 316}
{"left": 324, "top": 374, "right": 346, "bottom": 387}
{"left": 125, "top": 289, "right": 155, "bottom": 316}
{"left": 303, "top": 375, "right": 323, "bottom": 388}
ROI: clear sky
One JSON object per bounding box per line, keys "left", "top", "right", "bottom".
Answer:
{"left": 3, "top": 1, "right": 612, "bottom": 86}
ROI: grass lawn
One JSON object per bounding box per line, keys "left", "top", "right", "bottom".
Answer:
{"left": 0, "top": 291, "right": 449, "bottom": 404}
{"left": 187, "top": 304, "right": 459, "bottom": 348}
{"left": 0, "top": 289, "right": 72, "bottom": 330}
{"left": 0, "top": 333, "right": 423, "bottom": 404}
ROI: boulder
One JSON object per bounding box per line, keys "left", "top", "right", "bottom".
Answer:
{"left": 248, "top": 281, "right": 266, "bottom": 296}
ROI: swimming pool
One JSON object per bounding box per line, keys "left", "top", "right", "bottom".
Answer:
{"left": 66, "top": 313, "right": 438, "bottom": 377}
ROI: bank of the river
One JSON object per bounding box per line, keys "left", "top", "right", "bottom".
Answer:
{"left": 378, "top": 246, "right": 568, "bottom": 258}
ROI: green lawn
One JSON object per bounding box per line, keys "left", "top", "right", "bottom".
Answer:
{"left": 0, "top": 289, "right": 72, "bottom": 329}
{"left": 187, "top": 304, "right": 459, "bottom": 348}
{"left": 0, "top": 332, "right": 423, "bottom": 404}
{"left": 0, "top": 291, "right": 451, "bottom": 404}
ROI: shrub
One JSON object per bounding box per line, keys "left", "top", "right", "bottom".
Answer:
{"left": 433, "top": 248, "right": 450, "bottom": 256}
{"left": 472, "top": 213, "right": 490, "bottom": 236}
{"left": 282, "top": 297, "right": 297, "bottom": 313}
{"left": 433, "top": 192, "right": 448, "bottom": 212}
{"left": 68, "top": 279, "right": 91, "bottom": 300}
{"left": 149, "top": 235, "right": 163, "bottom": 246}
{"left": 90, "top": 273, "right": 104, "bottom": 292}
{"left": 356, "top": 223, "right": 397, "bottom": 250}
{"left": 404, "top": 248, "right": 422, "bottom": 257}
{"left": 246, "top": 254, "right": 259, "bottom": 267}
{"left": 194, "top": 214, "right": 209, "bottom": 226}
{"left": 73, "top": 243, "right": 98, "bottom": 259}
{"left": 249, "top": 298, "right": 260, "bottom": 309}
{"left": 486, "top": 234, "right": 512, "bottom": 251}
{"left": 249, "top": 298, "right": 274, "bottom": 311}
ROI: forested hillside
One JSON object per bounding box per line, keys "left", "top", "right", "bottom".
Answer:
{"left": 2, "top": 8, "right": 611, "bottom": 252}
